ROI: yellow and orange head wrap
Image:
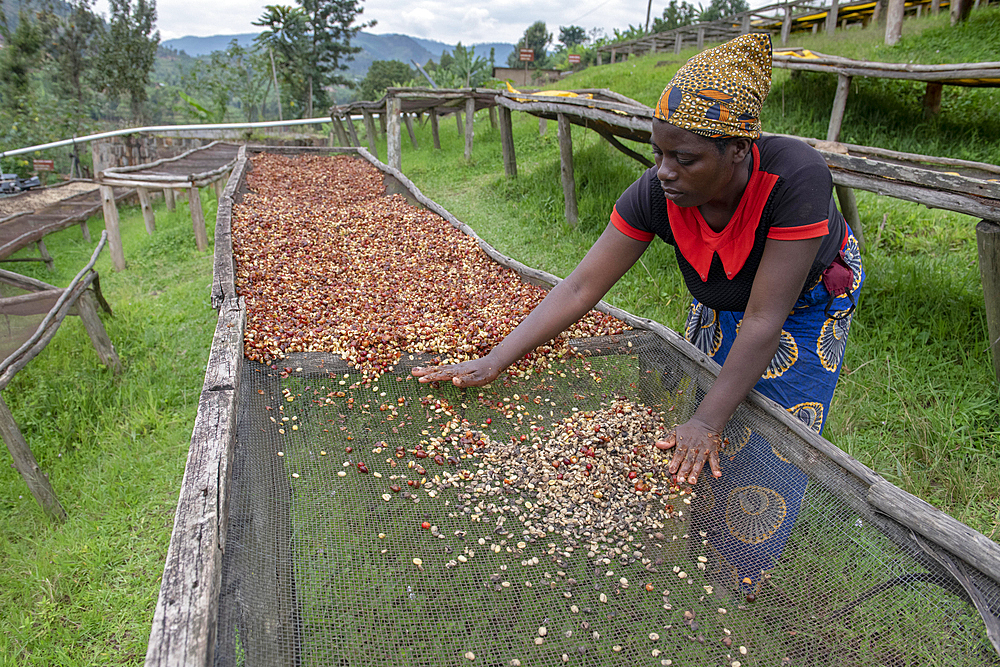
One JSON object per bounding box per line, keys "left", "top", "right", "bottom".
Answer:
{"left": 654, "top": 33, "right": 772, "bottom": 140}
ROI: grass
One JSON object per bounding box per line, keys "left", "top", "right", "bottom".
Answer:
{"left": 1, "top": 7, "right": 999, "bottom": 664}
{"left": 0, "top": 191, "right": 218, "bottom": 665}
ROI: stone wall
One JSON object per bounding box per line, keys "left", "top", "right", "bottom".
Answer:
{"left": 91, "top": 132, "right": 331, "bottom": 175}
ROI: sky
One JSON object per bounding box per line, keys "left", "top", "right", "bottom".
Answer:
{"left": 89, "top": 0, "right": 765, "bottom": 46}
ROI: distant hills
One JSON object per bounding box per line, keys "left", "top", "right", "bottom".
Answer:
{"left": 161, "top": 32, "right": 516, "bottom": 79}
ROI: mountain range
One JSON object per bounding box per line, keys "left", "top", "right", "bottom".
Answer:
{"left": 161, "top": 32, "right": 516, "bottom": 79}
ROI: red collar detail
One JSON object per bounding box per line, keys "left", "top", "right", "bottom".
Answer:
{"left": 667, "top": 144, "right": 779, "bottom": 281}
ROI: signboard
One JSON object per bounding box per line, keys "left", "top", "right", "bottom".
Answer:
{"left": 518, "top": 49, "right": 535, "bottom": 62}
{"left": 568, "top": 54, "right": 581, "bottom": 64}
{"left": 33, "top": 159, "right": 55, "bottom": 172}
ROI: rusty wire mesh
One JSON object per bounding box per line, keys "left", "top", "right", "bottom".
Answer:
{"left": 213, "top": 151, "right": 999, "bottom": 667}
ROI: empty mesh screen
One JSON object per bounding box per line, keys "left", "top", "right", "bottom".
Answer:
{"left": 214, "top": 151, "right": 998, "bottom": 667}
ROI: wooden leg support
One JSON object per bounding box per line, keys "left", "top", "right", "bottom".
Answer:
{"left": 404, "top": 113, "right": 419, "bottom": 150}
{"left": 137, "top": 186, "right": 156, "bottom": 234}
{"left": 76, "top": 291, "right": 122, "bottom": 374}
{"left": 976, "top": 220, "right": 1000, "bottom": 386}
{"left": 189, "top": 186, "right": 208, "bottom": 252}
{"left": 164, "top": 187, "right": 176, "bottom": 211}
{"left": 80, "top": 221, "right": 92, "bottom": 243}
{"left": 430, "top": 110, "right": 441, "bottom": 150}
{"left": 37, "top": 239, "right": 54, "bottom": 271}
{"left": 0, "top": 394, "right": 66, "bottom": 521}
{"left": 464, "top": 97, "right": 476, "bottom": 161}
{"left": 835, "top": 185, "right": 865, "bottom": 250}
{"left": 387, "top": 97, "right": 402, "bottom": 173}
{"left": 557, "top": 113, "right": 578, "bottom": 227}
{"left": 99, "top": 185, "right": 126, "bottom": 271}
{"left": 499, "top": 106, "right": 517, "bottom": 179}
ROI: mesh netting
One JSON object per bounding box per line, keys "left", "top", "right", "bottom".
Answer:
{"left": 214, "top": 150, "right": 999, "bottom": 667}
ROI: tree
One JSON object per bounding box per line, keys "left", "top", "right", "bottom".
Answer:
{"left": 507, "top": 20, "right": 552, "bottom": 68}
{"left": 358, "top": 59, "right": 412, "bottom": 101}
{"left": 48, "top": 0, "right": 104, "bottom": 123}
{"left": 699, "top": 0, "right": 749, "bottom": 22}
{"left": 295, "top": 0, "right": 374, "bottom": 116}
{"left": 558, "top": 25, "right": 587, "bottom": 49}
{"left": 0, "top": 8, "right": 47, "bottom": 104}
{"left": 254, "top": 5, "right": 309, "bottom": 118}
{"left": 653, "top": 0, "right": 700, "bottom": 31}
{"left": 97, "top": 0, "right": 160, "bottom": 121}
{"left": 449, "top": 42, "right": 491, "bottom": 87}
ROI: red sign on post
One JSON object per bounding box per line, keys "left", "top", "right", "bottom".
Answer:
{"left": 519, "top": 49, "right": 535, "bottom": 62}
{"left": 33, "top": 159, "right": 55, "bottom": 172}
{"left": 568, "top": 54, "right": 581, "bottom": 64}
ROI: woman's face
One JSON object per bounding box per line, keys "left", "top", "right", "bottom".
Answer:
{"left": 650, "top": 119, "right": 749, "bottom": 209}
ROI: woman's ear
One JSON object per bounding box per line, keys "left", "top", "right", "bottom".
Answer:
{"left": 731, "top": 138, "right": 753, "bottom": 163}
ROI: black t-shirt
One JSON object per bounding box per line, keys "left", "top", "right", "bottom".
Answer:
{"left": 611, "top": 136, "right": 846, "bottom": 312}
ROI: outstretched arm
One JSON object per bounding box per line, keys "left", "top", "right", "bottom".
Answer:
{"left": 412, "top": 223, "right": 650, "bottom": 387}
{"left": 659, "top": 236, "right": 823, "bottom": 484}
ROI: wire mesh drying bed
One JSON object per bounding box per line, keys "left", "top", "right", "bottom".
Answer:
{"left": 146, "top": 146, "right": 1000, "bottom": 667}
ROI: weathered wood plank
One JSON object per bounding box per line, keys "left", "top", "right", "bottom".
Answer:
{"left": 164, "top": 187, "right": 176, "bottom": 211}
{"left": 0, "top": 394, "right": 66, "bottom": 521}
{"left": 977, "top": 220, "right": 1000, "bottom": 385}
{"left": 830, "top": 169, "right": 1000, "bottom": 220}
{"left": 835, "top": 184, "right": 865, "bottom": 249}
{"left": 827, "top": 73, "right": 852, "bottom": 143}
{"left": 822, "top": 152, "right": 1000, "bottom": 200}
{"left": 430, "top": 109, "right": 441, "bottom": 150}
{"left": 0, "top": 289, "right": 61, "bottom": 316}
{"left": 145, "top": 300, "right": 244, "bottom": 667}
{"left": 404, "top": 113, "right": 419, "bottom": 150}
{"left": 362, "top": 110, "right": 379, "bottom": 160}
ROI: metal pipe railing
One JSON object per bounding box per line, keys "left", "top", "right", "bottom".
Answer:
{"left": 0, "top": 117, "right": 333, "bottom": 160}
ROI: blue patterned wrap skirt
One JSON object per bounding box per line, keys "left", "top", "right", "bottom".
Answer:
{"left": 681, "top": 230, "right": 865, "bottom": 595}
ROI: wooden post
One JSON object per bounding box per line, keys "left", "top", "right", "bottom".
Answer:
{"left": 362, "top": 110, "right": 379, "bottom": 160}
{"left": 379, "top": 112, "right": 387, "bottom": 134}
{"left": 76, "top": 291, "right": 122, "bottom": 373}
{"left": 697, "top": 26, "right": 705, "bottom": 49}
{"left": 812, "top": 23, "right": 819, "bottom": 34}
{"left": 827, "top": 73, "right": 852, "bottom": 143}
{"left": 886, "top": 0, "right": 904, "bottom": 45}
{"left": 214, "top": 176, "right": 224, "bottom": 203}
{"left": 539, "top": 117, "right": 547, "bottom": 136}
{"left": 164, "top": 187, "right": 176, "bottom": 211}
{"left": 455, "top": 110, "right": 463, "bottom": 134}
{"left": 489, "top": 106, "right": 497, "bottom": 130}
{"left": 137, "top": 186, "right": 156, "bottom": 235}
{"left": 464, "top": 97, "right": 476, "bottom": 161}
{"left": 611, "top": 47, "right": 616, "bottom": 63}
{"left": 827, "top": 0, "right": 840, "bottom": 34}
{"left": 0, "top": 395, "right": 66, "bottom": 521}
{"left": 977, "top": 220, "right": 1000, "bottom": 385}
{"left": 189, "top": 185, "right": 208, "bottom": 253}
{"left": 781, "top": 6, "right": 793, "bottom": 45}
{"left": 498, "top": 106, "right": 517, "bottom": 179}
{"left": 741, "top": 14, "right": 751, "bottom": 32}
{"left": 404, "top": 113, "right": 419, "bottom": 150}
{"left": 430, "top": 109, "right": 441, "bottom": 150}
{"left": 387, "top": 96, "right": 402, "bottom": 173}
{"left": 557, "top": 114, "right": 578, "bottom": 227}
{"left": 931, "top": 0, "right": 940, "bottom": 14}
{"left": 332, "top": 117, "right": 349, "bottom": 146}
{"left": 836, "top": 185, "right": 865, "bottom": 249}
{"left": 99, "top": 185, "right": 126, "bottom": 271}
{"left": 36, "top": 240, "right": 54, "bottom": 271}
{"left": 79, "top": 221, "right": 91, "bottom": 243}
{"left": 951, "top": 0, "right": 973, "bottom": 25}
{"left": 923, "top": 82, "right": 944, "bottom": 118}
{"left": 345, "top": 116, "right": 361, "bottom": 147}
{"left": 674, "top": 33, "right": 683, "bottom": 54}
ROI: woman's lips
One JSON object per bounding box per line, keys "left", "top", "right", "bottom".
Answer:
{"left": 662, "top": 187, "right": 683, "bottom": 201}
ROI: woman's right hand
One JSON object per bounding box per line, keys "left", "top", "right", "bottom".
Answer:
{"left": 411, "top": 356, "right": 500, "bottom": 388}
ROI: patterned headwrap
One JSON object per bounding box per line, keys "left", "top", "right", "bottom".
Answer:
{"left": 654, "top": 33, "right": 772, "bottom": 139}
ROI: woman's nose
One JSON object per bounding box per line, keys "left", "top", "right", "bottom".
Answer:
{"left": 657, "top": 160, "right": 676, "bottom": 182}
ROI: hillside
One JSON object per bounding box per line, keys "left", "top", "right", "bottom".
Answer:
{"left": 160, "top": 31, "right": 515, "bottom": 78}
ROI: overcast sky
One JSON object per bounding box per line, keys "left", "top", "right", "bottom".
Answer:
{"left": 91, "top": 0, "right": 756, "bottom": 46}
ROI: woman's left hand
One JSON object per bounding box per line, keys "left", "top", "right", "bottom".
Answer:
{"left": 655, "top": 419, "right": 723, "bottom": 485}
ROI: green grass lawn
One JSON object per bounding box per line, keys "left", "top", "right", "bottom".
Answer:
{"left": 1, "top": 7, "right": 999, "bottom": 665}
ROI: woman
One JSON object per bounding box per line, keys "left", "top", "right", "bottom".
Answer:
{"left": 412, "top": 34, "right": 863, "bottom": 586}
